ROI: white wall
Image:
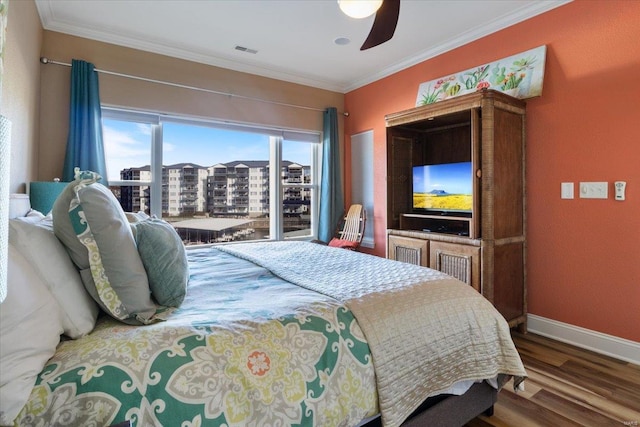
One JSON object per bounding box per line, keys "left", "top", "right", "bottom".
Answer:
{"left": 350, "top": 130, "right": 374, "bottom": 248}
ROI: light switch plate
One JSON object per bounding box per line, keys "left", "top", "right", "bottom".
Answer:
{"left": 579, "top": 182, "right": 608, "bottom": 199}
{"left": 561, "top": 182, "right": 574, "bottom": 199}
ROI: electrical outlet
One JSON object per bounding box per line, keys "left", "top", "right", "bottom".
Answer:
{"left": 579, "top": 182, "right": 608, "bottom": 199}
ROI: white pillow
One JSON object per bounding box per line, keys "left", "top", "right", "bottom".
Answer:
{"left": 9, "top": 215, "right": 99, "bottom": 338}
{"left": 0, "top": 244, "right": 65, "bottom": 425}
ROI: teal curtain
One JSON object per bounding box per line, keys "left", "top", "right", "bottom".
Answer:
{"left": 318, "top": 107, "right": 344, "bottom": 242}
{"left": 62, "top": 59, "right": 107, "bottom": 183}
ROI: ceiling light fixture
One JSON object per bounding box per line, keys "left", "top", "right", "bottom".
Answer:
{"left": 338, "top": 0, "right": 383, "bottom": 19}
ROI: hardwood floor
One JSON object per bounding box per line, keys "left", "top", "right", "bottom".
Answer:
{"left": 467, "top": 332, "right": 640, "bottom": 427}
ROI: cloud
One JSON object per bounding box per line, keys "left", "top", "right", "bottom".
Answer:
{"left": 103, "top": 124, "right": 151, "bottom": 180}
{"left": 136, "top": 123, "right": 151, "bottom": 136}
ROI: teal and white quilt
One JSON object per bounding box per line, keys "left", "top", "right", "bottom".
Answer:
{"left": 15, "top": 247, "right": 378, "bottom": 426}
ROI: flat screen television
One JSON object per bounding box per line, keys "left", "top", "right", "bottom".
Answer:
{"left": 412, "top": 162, "right": 473, "bottom": 214}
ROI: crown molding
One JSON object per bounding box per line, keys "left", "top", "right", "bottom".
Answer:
{"left": 343, "top": 0, "right": 572, "bottom": 92}
{"left": 36, "top": 0, "right": 571, "bottom": 94}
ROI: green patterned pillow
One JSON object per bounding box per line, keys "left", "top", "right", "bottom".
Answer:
{"left": 53, "top": 169, "right": 161, "bottom": 325}
{"left": 130, "top": 214, "right": 188, "bottom": 308}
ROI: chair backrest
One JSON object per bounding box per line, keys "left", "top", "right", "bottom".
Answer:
{"left": 336, "top": 204, "right": 366, "bottom": 244}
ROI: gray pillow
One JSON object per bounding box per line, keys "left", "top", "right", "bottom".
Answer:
{"left": 52, "top": 170, "right": 159, "bottom": 325}
{"left": 131, "top": 215, "right": 188, "bottom": 308}
{"left": 52, "top": 179, "right": 92, "bottom": 270}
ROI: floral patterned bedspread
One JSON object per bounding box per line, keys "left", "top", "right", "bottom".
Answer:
{"left": 15, "top": 247, "right": 378, "bottom": 427}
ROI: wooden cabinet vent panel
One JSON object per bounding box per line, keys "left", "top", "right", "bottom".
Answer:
{"left": 395, "top": 246, "right": 423, "bottom": 265}
{"left": 434, "top": 251, "right": 472, "bottom": 285}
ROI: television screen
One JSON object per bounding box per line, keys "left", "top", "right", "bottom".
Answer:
{"left": 412, "top": 162, "right": 473, "bottom": 213}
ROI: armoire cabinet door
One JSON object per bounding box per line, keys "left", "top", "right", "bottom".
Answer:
{"left": 387, "top": 235, "right": 428, "bottom": 267}
{"left": 429, "top": 241, "right": 481, "bottom": 293}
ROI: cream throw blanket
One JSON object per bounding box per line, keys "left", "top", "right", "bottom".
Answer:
{"left": 218, "top": 241, "right": 526, "bottom": 427}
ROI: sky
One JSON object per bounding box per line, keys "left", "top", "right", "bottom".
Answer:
{"left": 103, "top": 119, "right": 312, "bottom": 181}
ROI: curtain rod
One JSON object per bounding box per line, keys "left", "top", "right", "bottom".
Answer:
{"left": 40, "top": 57, "right": 349, "bottom": 116}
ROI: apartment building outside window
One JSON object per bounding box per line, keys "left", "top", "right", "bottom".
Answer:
{"left": 102, "top": 108, "right": 320, "bottom": 245}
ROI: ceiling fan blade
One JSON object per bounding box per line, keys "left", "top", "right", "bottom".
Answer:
{"left": 360, "top": 0, "right": 400, "bottom": 51}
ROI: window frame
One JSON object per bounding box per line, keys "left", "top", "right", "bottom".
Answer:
{"left": 101, "top": 107, "right": 321, "bottom": 241}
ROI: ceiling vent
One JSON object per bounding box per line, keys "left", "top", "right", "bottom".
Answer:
{"left": 235, "top": 45, "right": 258, "bottom": 54}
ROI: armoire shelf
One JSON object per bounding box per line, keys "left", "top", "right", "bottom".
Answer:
{"left": 400, "top": 213, "right": 472, "bottom": 237}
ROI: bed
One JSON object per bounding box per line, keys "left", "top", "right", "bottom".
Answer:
{"left": 1, "top": 175, "right": 526, "bottom": 427}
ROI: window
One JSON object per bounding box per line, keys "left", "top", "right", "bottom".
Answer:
{"left": 102, "top": 108, "right": 320, "bottom": 245}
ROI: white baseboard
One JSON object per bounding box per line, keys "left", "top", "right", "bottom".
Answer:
{"left": 527, "top": 314, "right": 640, "bottom": 366}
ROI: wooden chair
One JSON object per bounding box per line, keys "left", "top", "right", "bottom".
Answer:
{"left": 327, "top": 204, "right": 366, "bottom": 250}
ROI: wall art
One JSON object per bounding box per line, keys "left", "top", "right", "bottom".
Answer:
{"left": 416, "top": 45, "right": 546, "bottom": 106}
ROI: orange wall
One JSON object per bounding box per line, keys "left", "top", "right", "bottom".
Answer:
{"left": 344, "top": 0, "right": 640, "bottom": 342}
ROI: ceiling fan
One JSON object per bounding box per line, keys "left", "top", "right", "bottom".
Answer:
{"left": 338, "top": 0, "right": 401, "bottom": 50}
